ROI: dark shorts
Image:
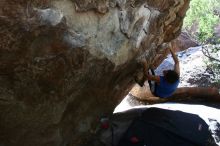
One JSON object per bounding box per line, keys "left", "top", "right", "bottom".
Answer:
{"left": 148, "top": 80, "right": 158, "bottom": 96}
{"left": 148, "top": 69, "right": 158, "bottom": 96}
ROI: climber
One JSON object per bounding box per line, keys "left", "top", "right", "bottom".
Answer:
{"left": 140, "top": 46, "right": 180, "bottom": 98}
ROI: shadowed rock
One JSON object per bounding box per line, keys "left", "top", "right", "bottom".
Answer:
{"left": 0, "top": 0, "right": 190, "bottom": 146}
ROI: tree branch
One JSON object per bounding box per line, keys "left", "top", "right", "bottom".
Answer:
{"left": 202, "top": 46, "right": 220, "bottom": 62}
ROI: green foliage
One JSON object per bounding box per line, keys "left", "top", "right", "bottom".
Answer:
{"left": 184, "top": 0, "right": 220, "bottom": 86}
{"left": 183, "top": 0, "right": 220, "bottom": 43}
{"left": 207, "top": 62, "right": 220, "bottom": 84}
{"left": 203, "top": 45, "right": 220, "bottom": 84}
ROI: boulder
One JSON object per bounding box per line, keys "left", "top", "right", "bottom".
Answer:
{"left": 172, "top": 31, "right": 198, "bottom": 52}
{"left": 0, "top": 0, "right": 189, "bottom": 146}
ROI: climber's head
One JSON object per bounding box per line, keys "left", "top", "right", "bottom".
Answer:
{"left": 163, "top": 70, "right": 179, "bottom": 84}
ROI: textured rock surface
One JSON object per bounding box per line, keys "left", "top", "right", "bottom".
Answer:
{"left": 0, "top": 0, "right": 189, "bottom": 146}
{"left": 172, "top": 32, "right": 198, "bottom": 52}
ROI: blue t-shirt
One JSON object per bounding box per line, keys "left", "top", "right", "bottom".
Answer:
{"left": 155, "top": 76, "right": 179, "bottom": 98}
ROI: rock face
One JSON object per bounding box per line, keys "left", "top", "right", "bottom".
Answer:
{"left": 0, "top": 0, "right": 189, "bottom": 146}
{"left": 172, "top": 32, "right": 198, "bottom": 52}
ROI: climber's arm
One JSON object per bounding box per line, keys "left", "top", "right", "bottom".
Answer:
{"left": 141, "top": 59, "right": 160, "bottom": 83}
{"left": 141, "top": 59, "right": 148, "bottom": 77}
{"left": 170, "top": 47, "right": 180, "bottom": 76}
{"left": 146, "top": 74, "right": 160, "bottom": 83}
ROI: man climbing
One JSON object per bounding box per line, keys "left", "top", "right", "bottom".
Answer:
{"left": 140, "top": 46, "right": 180, "bottom": 98}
